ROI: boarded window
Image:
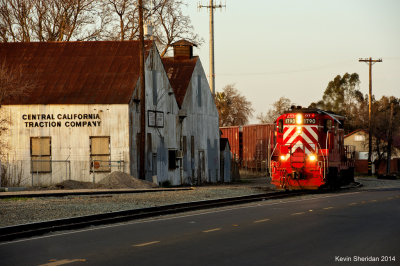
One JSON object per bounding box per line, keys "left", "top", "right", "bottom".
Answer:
{"left": 90, "top": 136, "right": 111, "bottom": 172}
{"left": 31, "top": 137, "right": 51, "bottom": 173}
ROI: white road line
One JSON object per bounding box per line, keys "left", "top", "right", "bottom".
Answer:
{"left": 291, "top": 212, "right": 305, "bottom": 216}
{"left": 133, "top": 241, "right": 160, "bottom": 247}
{"left": 254, "top": 218, "right": 270, "bottom": 223}
{"left": 202, "top": 228, "right": 221, "bottom": 233}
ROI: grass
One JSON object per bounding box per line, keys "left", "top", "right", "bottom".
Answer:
{"left": 1, "top": 197, "right": 32, "bottom": 202}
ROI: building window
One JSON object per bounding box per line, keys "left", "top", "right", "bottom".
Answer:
{"left": 31, "top": 137, "right": 51, "bottom": 173}
{"left": 355, "top": 135, "right": 365, "bottom": 142}
{"left": 169, "top": 150, "right": 177, "bottom": 170}
{"left": 90, "top": 136, "right": 111, "bottom": 172}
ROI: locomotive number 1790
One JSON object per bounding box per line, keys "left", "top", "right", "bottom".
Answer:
{"left": 304, "top": 118, "right": 316, "bottom": 124}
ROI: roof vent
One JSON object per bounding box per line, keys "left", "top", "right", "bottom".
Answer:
{"left": 172, "top": 40, "right": 197, "bottom": 60}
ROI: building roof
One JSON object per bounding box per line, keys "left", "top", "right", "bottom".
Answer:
{"left": 344, "top": 129, "right": 368, "bottom": 138}
{"left": 162, "top": 56, "right": 198, "bottom": 108}
{"left": 0, "top": 41, "right": 153, "bottom": 104}
{"left": 171, "top": 40, "right": 198, "bottom": 47}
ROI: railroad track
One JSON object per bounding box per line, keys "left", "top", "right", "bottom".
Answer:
{"left": 0, "top": 182, "right": 362, "bottom": 242}
{"left": 0, "top": 190, "right": 307, "bottom": 242}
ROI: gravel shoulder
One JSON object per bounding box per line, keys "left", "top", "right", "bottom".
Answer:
{"left": 0, "top": 175, "right": 399, "bottom": 228}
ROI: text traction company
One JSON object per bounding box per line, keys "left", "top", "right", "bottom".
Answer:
{"left": 22, "top": 113, "right": 102, "bottom": 128}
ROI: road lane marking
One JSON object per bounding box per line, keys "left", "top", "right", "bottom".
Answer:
{"left": 323, "top": 207, "right": 334, "bottom": 210}
{"left": 370, "top": 200, "right": 378, "bottom": 202}
{"left": 361, "top": 201, "right": 366, "bottom": 204}
{"left": 202, "top": 228, "right": 221, "bottom": 233}
{"left": 348, "top": 202, "right": 358, "bottom": 206}
{"left": 39, "top": 259, "right": 86, "bottom": 266}
{"left": 254, "top": 218, "right": 270, "bottom": 223}
{"left": 133, "top": 241, "right": 160, "bottom": 247}
{"left": 387, "top": 197, "right": 394, "bottom": 200}
{"left": 291, "top": 212, "right": 305, "bottom": 216}
{"left": 232, "top": 224, "right": 239, "bottom": 227}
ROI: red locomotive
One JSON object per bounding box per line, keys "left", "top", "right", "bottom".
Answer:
{"left": 270, "top": 107, "right": 355, "bottom": 190}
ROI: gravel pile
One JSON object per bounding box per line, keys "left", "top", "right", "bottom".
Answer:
{"left": 98, "top": 171, "right": 158, "bottom": 189}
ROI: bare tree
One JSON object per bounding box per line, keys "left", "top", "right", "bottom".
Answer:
{"left": 0, "top": 61, "right": 34, "bottom": 158}
{"left": 257, "top": 96, "right": 293, "bottom": 123}
{"left": 104, "top": 0, "right": 202, "bottom": 55}
{"left": 0, "top": 0, "right": 105, "bottom": 42}
{"left": 152, "top": 0, "right": 202, "bottom": 57}
{"left": 215, "top": 84, "right": 253, "bottom": 126}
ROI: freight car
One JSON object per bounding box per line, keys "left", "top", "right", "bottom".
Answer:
{"left": 220, "top": 124, "right": 274, "bottom": 171}
{"left": 270, "top": 106, "right": 355, "bottom": 190}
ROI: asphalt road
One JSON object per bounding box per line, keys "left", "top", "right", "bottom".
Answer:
{"left": 1, "top": 188, "right": 399, "bottom": 266}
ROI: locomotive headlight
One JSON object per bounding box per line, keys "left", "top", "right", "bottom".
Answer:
{"left": 296, "top": 113, "right": 303, "bottom": 124}
{"left": 296, "top": 126, "right": 302, "bottom": 134}
{"left": 309, "top": 154, "right": 317, "bottom": 161}
{"left": 280, "top": 155, "right": 286, "bottom": 161}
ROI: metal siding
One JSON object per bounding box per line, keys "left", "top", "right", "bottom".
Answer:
{"left": 2, "top": 104, "right": 130, "bottom": 186}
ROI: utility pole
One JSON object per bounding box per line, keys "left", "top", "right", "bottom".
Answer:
{"left": 139, "top": 0, "right": 146, "bottom": 180}
{"left": 358, "top": 57, "right": 382, "bottom": 176}
{"left": 198, "top": 0, "right": 225, "bottom": 95}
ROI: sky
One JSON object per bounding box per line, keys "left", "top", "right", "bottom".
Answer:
{"left": 183, "top": 0, "right": 400, "bottom": 123}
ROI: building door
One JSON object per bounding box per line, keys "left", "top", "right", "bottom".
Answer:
{"left": 198, "top": 151, "right": 205, "bottom": 185}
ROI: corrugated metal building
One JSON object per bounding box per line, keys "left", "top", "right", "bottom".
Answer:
{"left": 162, "top": 40, "right": 222, "bottom": 184}
{"left": 0, "top": 40, "right": 221, "bottom": 186}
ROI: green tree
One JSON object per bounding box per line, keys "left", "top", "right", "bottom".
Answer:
{"left": 309, "top": 73, "right": 362, "bottom": 114}
{"left": 215, "top": 84, "right": 253, "bottom": 126}
{"left": 257, "top": 96, "right": 293, "bottom": 123}
{"left": 309, "top": 73, "right": 364, "bottom": 133}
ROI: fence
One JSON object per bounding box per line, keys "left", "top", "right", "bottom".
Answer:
{"left": 0, "top": 159, "right": 126, "bottom": 187}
